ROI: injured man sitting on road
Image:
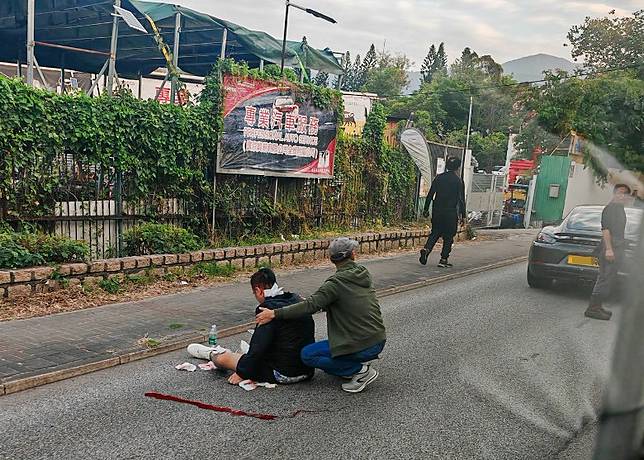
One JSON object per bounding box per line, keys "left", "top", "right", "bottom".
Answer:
{"left": 186, "top": 268, "right": 315, "bottom": 385}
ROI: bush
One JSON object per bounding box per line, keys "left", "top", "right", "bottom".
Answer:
{"left": 123, "top": 223, "right": 203, "bottom": 256}
{"left": 0, "top": 231, "right": 88, "bottom": 269}
{"left": 99, "top": 278, "right": 122, "bottom": 294}
{"left": 17, "top": 233, "right": 89, "bottom": 264}
{"left": 0, "top": 234, "right": 45, "bottom": 269}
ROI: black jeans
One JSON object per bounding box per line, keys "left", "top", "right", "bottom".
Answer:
{"left": 590, "top": 245, "right": 624, "bottom": 305}
{"left": 424, "top": 210, "right": 458, "bottom": 259}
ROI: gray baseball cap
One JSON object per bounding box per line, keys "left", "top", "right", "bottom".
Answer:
{"left": 329, "top": 237, "right": 359, "bottom": 262}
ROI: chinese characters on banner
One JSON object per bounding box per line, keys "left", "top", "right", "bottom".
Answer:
{"left": 156, "top": 87, "right": 171, "bottom": 104}
{"left": 155, "top": 87, "right": 189, "bottom": 105}
{"left": 218, "top": 75, "right": 337, "bottom": 178}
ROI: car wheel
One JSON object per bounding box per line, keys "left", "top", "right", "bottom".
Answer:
{"left": 527, "top": 269, "right": 551, "bottom": 289}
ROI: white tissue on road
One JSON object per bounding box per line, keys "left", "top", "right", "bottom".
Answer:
{"left": 175, "top": 362, "right": 197, "bottom": 372}
{"left": 240, "top": 340, "right": 250, "bottom": 354}
{"left": 198, "top": 361, "right": 217, "bottom": 370}
{"left": 238, "top": 380, "right": 277, "bottom": 391}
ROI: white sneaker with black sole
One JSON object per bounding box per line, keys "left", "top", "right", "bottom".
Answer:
{"left": 341, "top": 364, "right": 379, "bottom": 393}
{"left": 186, "top": 343, "right": 215, "bottom": 360}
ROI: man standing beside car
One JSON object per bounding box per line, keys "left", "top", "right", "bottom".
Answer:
{"left": 585, "top": 184, "right": 632, "bottom": 321}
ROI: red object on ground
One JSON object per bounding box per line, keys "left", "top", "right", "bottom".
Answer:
{"left": 145, "top": 392, "right": 278, "bottom": 420}
{"left": 144, "top": 392, "right": 323, "bottom": 421}
{"left": 508, "top": 159, "right": 535, "bottom": 185}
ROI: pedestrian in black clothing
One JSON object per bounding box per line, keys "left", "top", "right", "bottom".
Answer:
{"left": 585, "top": 184, "right": 632, "bottom": 321}
{"left": 419, "top": 156, "right": 467, "bottom": 267}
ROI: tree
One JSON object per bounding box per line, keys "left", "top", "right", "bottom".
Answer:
{"left": 314, "top": 71, "right": 329, "bottom": 87}
{"left": 352, "top": 54, "right": 363, "bottom": 90}
{"left": 420, "top": 42, "right": 447, "bottom": 84}
{"left": 430, "top": 75, "right": 471, "bottom": 132}
{"left": 421, "top": 44, "right": 437, "bottom": 83}
{"left": 362, "top": 102, "right": 386, "bottom": 147}
{"left": 514, "top": 120, "right": 562, "bottom": 160}
{"left": 387, "top": 44, "right": 523, "bottom": 165}
{"left": 519, "top": 70, "right": 644, "bottom": 174}
{"left": 566, "top": 9, "right": 644, "bottom": 72}
{"left": 340, "top": 51, "right": 352, "bottom": 91}
{"left": 363, "top": 51, "right": 411, "bottom": 97}
{"left": 364, "top": 67, "right": 409, "bottom": 97}
{"left": 436, "top": 42, "right": 448, "bottom": 71}
{"left": 478, "top": 55, "right": 503, "bottom": 80}
{"left": 451, "top": 48, "right": 503, "bottom": 81}
{"left": 447, "top": 129, "right": 509, "bottom": 170}
{"left": 361, "top": 44, "right": 378, "bottom": 77}
{"left": 451, "top": 47, "right": 479, "bottom": 74}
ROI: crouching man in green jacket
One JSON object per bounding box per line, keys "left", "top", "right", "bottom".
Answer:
{"left": 256, "top": 237, "right": 386, "bottom": 393}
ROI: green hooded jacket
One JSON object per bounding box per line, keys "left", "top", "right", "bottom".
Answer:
{"left": 274, "top": 260, "right": 386, "bottom": 357}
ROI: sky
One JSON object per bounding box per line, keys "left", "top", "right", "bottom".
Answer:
{"left": 162, "top": 0, "right": 639, "bottom": 69}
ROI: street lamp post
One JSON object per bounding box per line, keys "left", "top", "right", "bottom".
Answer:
{"left": 279, "top": 0, "right": 336, "bottom": 76}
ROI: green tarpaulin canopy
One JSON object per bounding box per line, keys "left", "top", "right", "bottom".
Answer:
{"left": 0, "top": 0, "right": 342, "bottom": 78}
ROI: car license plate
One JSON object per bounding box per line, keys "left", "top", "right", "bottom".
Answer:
{"left": 568, "top": 255, "right": 599, "bottom": 267}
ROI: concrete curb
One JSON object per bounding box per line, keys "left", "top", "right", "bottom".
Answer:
{"left": 377, "top": 256, "right": 528, "bottom": 299}
{"left": 0, "top": 256, "right": 527, "bottom": 396}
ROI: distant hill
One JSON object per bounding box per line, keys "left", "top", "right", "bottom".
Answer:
{"left": 501, "top": 53, "right": 579, "bottom": 83}
{"left": 405, "top": 71, "right": 422, "bottom": 94}
{"left": 403, "top": 54, "right": 579, "bottom": 94}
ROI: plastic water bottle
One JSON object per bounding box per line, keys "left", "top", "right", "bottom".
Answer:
{"left": 208, "top": 324, "right": 218, "bottom": 346}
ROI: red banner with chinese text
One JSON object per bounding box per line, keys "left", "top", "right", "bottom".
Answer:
{"left": 218, "top": 74, "right": 337, "bottom": 178}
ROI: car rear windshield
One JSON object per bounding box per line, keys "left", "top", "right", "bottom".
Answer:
{"left": 566, "top": 207, "right": 642, "bottom": 240}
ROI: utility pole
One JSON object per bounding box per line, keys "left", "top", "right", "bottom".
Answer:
{"left": 26, "top": 0, "right": 35, "bottom": 85}
{"left": 462, "top": 96, "right": 473, "bottom": 183}
{"left": 464, "top": 96, "right": 473, "bottom": 154}
{"left": 107, "top": 0, "right": 121, "bottom": 96}
{"left": 170, "top": 11, "right": 181, "bottom": 104}
{"left": 280, "top": 1, "right": 290, "bottom": 75}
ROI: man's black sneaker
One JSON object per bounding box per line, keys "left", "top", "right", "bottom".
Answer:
{"left": 438, "top": 259, "right": 453, "bottom": 268}
{"left": 419, "top": 249, "right": 429, "bottom": 265}
{"left": 584, "top": 305, "right": 612, "bottom": 321}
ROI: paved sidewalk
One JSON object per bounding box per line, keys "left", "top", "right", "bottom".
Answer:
{"left": 0, "top": 229, "right": 536, "bottom": 387}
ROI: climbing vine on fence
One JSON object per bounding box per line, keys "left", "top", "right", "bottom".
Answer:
{"left": 0, "top": 75, "right": 217, "bottom": 236}
{"left": 0, "top": 61, "right": 417, "bottom": 247}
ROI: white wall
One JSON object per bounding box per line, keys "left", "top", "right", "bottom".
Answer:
{"left": 563, "top": 162, "right": 613, "bottom": 216}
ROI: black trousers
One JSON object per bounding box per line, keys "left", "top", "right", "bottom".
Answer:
{"left": 590, "top": 245, "right": 624, "bottom": 305}
{"left": 424, "top": 210, "right": 458, "bottom": 259}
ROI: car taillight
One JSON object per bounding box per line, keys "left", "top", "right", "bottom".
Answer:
{"left": 537, "top": 232, "right": 556, "bottom": 244}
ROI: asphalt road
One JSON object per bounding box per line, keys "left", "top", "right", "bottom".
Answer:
{"left": 0, "top": 263, "right": 619, "bottom": 460}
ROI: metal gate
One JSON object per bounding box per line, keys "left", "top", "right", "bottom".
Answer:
{"left": 467, "top": 173, "right": 504, "bottom": 228}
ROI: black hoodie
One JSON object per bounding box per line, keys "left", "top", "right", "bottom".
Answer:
{"left": 240, "top": 292, "right": 314, "bottom": 378}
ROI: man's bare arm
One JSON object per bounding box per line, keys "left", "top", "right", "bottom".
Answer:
{"left": 602, "top": 229, "right": 615, "bottom": 262}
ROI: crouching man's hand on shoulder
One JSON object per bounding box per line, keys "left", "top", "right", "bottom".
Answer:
{"left": 256, "top": 307, "right": 275, "bottom": 325}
